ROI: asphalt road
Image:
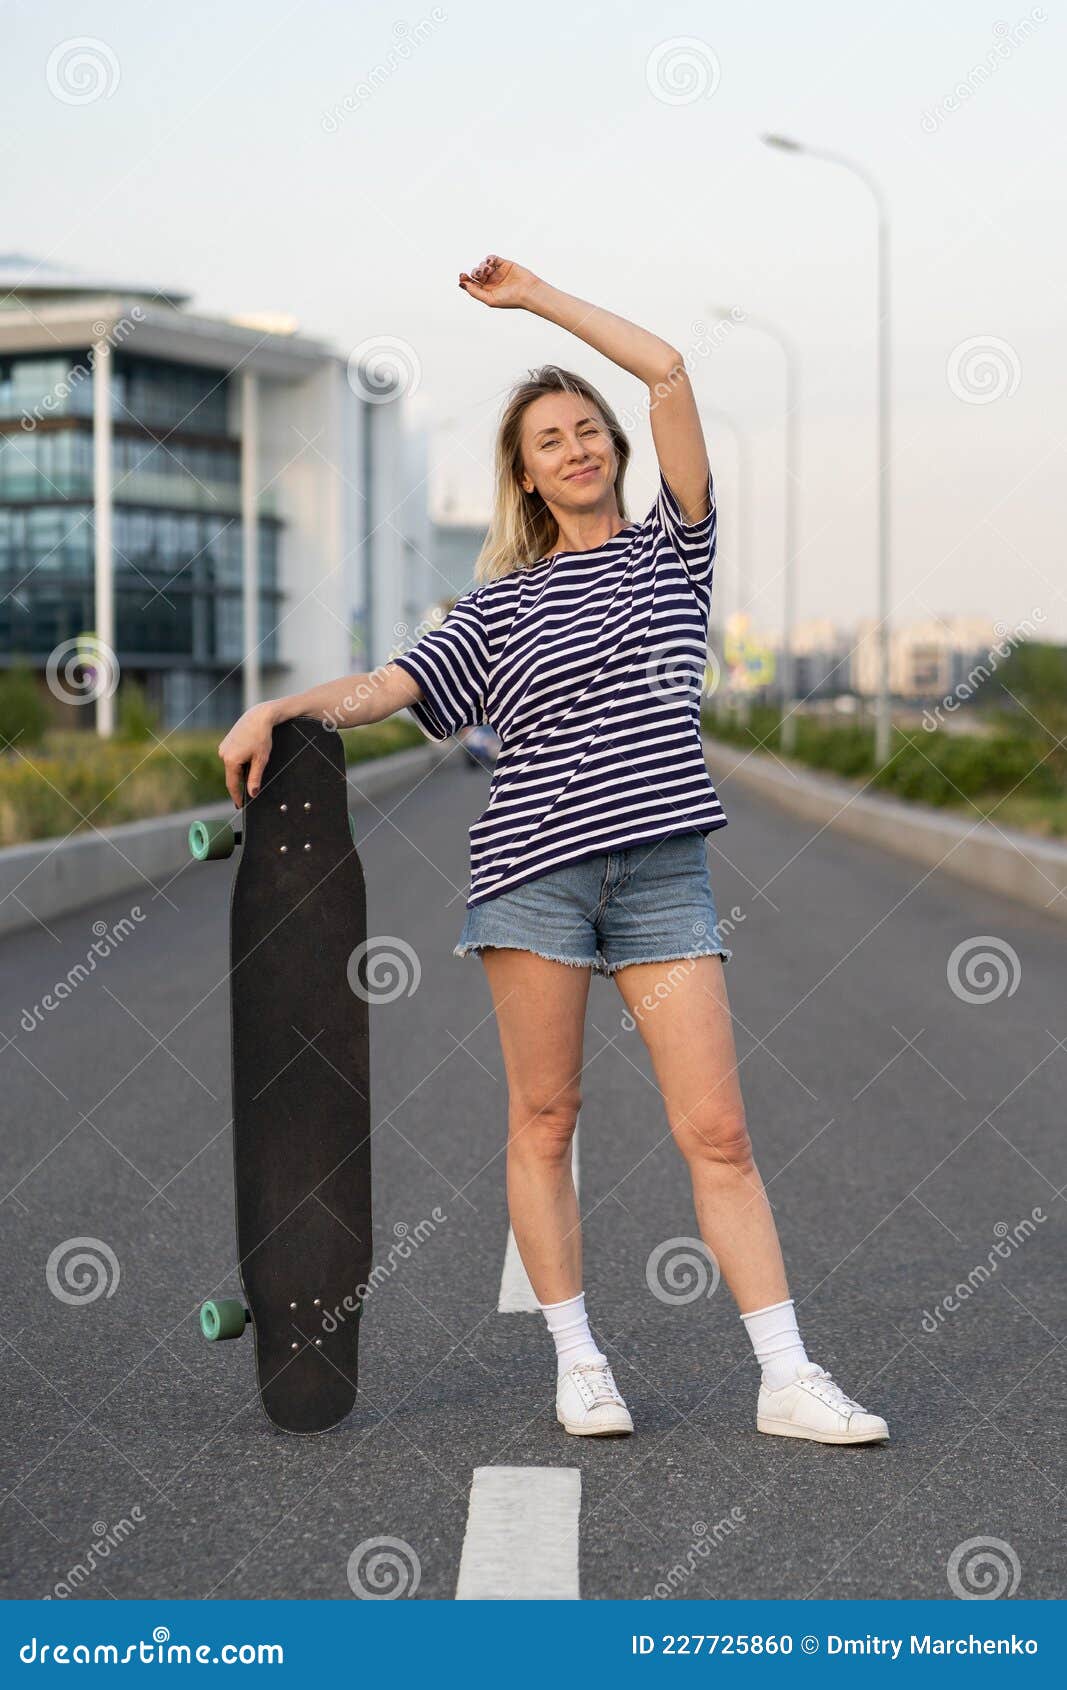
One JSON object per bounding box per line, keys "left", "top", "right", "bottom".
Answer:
{"left": 3, "top": 743, "right": 1064, "bottom": 1602}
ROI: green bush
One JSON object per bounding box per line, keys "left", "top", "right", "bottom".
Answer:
{"left": 701, "top": 703, "right": 1062, "bottom": 823}
{"left": 794, "top": 717, "right": 874, "bottom": 778}
{"left": 873, "top": 730, "right": 1058, "bottom": 806}
{"left": 0, "top": 714, "right": 427, "bottom": 846}
{"left": 0, "top": 664, "right": 50, "bottom": 751}
{"left": 340, "top": 718, "right": 423, "bottom": 762}
{"left": 116, "top": 680, "right": 160, "bottom": 743}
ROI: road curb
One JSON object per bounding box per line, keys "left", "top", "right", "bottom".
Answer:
{"left": 702, "top": 732, "right": 1067, "bottom": 923}
{"left": 0, "top": 741, "right": 446, "bottom": 939}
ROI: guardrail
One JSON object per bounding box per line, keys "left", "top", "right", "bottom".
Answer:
{"left": 0, "top": 741, "right": 447, "bottom": 940}
{"left": 702, "top": 733, "right": 1067, "bottom": 923}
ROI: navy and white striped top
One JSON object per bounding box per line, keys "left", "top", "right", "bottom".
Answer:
{"left": 393, "top": 466, "right": 727, "bottom": 908}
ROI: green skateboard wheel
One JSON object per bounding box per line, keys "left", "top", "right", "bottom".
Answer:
{"left": 189, "top": 819, "right": 236, "bottom": 861}
{"left": 200, "top": 1298, "right": 248, "bottom": 1341}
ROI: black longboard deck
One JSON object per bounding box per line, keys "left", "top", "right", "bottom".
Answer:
{"left": 230, "top": 717, "right": 372, "bottom": 1432}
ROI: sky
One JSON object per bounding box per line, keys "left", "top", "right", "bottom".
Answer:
{"left": 6, "top": 0, "right": 1065, "bottom": 640}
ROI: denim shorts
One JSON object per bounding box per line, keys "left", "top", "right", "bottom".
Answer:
{"left": 454, "top": 829, "right": 733, "bottom": 978}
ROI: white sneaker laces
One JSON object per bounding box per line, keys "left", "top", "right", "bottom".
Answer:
{"left": 574, "top": 1361, "right": 622, "bottom": 1406}
{"left": 801, "top": 1367, "right": 866, "bottom": 1416}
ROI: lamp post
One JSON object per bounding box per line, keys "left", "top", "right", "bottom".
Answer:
{"left": 704, "top": 406, "right": 752, "bottom": 725}
{"left": 709, "top": 306, "right": 800, "bottom": 752}
{"left": 763, "top": 133, "right": 893, "bottom": 764}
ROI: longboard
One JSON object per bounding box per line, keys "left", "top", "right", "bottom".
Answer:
{"left": 190, "top": 717, "right": 372, "bottom": 1433}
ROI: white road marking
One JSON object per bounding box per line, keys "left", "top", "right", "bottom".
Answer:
{"left": 455, "top": 1466, "right": 581, "bottom": 1600}
{"left": 496, "top": 1118, "right": 580, "bottom": 1313}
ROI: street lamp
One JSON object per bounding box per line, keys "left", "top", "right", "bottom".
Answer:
{"left": 763, "top": 132, "right": 893, "bottom": 764}
{"left": 704, "top": 406, "right": 752, "bottom": 725}
{"left": 709, "top": 305, "right": 800, "bottom": 753}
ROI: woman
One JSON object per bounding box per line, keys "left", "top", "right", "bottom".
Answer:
{"left": 218, "top": 255, "right": 889, "bottom": 1448}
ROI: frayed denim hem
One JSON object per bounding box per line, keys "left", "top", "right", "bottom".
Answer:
{"left": 598, "top": 945, "right": 732, "bottom": 976}
{"left": 452, "top": 940, "right": 593, "bottom": 968}
{"left": 452, "top": 941, "right": 732, "bottom": 973}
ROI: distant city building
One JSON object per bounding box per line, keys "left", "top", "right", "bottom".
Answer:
{"left": 760, "top": 619, "right": 851, "bottom": 701}
{"left": 852, "top": 614, "right": 997, "bottom": 700}
{"left": 726, "top": 614, "right": 1009, "bottom": 710}
{"left": 0, "top": 253, "right": 433, "bottom": 729}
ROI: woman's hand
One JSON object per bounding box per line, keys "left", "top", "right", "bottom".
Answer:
{"left": 458, "top": 254, "right": 540, "bottom": 309}
{"left": 218, "top": 701, "right": 278, "bottom": 806}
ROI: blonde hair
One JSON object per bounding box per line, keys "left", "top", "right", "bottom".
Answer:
{"left": 473, "top": 365, "right": 631, "bottom": 585}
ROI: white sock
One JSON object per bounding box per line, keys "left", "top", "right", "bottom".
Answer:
{"left": 740, "top": 1297, "right": 810, "bottom": 1391}
{"left": 539, "top": 1291, "right": 606, "bottom": 1377}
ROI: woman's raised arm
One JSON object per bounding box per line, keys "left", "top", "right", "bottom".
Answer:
{"left": 459, "top": 252, "right": 710, "bottom": 522}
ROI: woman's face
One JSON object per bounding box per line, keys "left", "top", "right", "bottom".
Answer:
{"left": 518, "top": 392, "right": 617, "bottom": 512}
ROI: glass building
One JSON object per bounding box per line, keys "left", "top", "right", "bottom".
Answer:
{"left": 0, "top": 255, "right": 433, "bottom": 730}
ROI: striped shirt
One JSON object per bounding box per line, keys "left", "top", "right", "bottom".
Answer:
{"left": 393, "top": 465, "right": 727, "bottom": 908}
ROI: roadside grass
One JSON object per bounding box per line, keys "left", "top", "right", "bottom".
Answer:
{"left": 0, "top": 717, "right": 425, "bottom": 846}
{"left": 702, "top": 703, "right": 1067, "bottom": 839}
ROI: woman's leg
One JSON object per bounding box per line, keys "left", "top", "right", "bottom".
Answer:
{"left": 610, "top": 953, "right": 789, "bottom": 1312}
{"left": 480, "top": 947, "right": 634, "bottom": 1436}
{"left": 478, "top": 947, "right": 591, "bottom": 1303}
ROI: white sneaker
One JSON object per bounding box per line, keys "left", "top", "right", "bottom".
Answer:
{"left": 556, "top": 1360, "right": 633, "bottom": 1437}
{"left": 757, "top": 1362, "right": 889, "bottom": 1445}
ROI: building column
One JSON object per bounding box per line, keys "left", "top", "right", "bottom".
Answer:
{"left": 360, "top": 395, "right": 375, "bottom": 671}
{"left": 92, "top": 337, "right": 114, "bottom": 738}
{"left": 240, "top": 370, "right": 261, "bottom": 710}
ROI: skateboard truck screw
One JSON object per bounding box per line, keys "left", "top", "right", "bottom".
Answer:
{"left": 313, "top": 1298, "right": 321, "bottom": 1307}
{"left": 280, "top": 803, "right": 288, "bottom": 812}
{"left": 280, "top": 845, "right": 288, "bottom": 854}
{"left": 304, "top": 843, "right": 312, "bottom": 852}
{"left": 315, "top": 1338, "right": 322, "bottom": 1347}
{"left": 290, "top": 1341, "right": 299, "bottom": 1351}
{"left": 289, "top": 1301, "right": 297, "bottom": 1310}
{"left": 304, "top": 802, "right": 311, "bottom": 811}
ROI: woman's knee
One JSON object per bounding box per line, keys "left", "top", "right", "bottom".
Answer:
{"left": 508, "top": 1088, "right": 581, "bottom": 1163}
{"left": 671, "top": 1104, "right": 753, "bottom": 1172}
